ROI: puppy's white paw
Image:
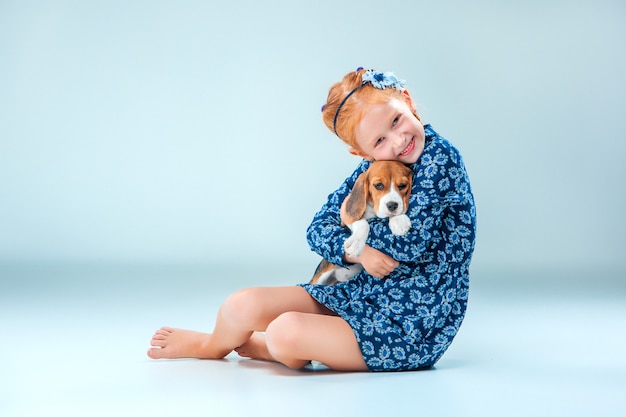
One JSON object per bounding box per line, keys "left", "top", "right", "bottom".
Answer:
{"left": 344, "top": 236, "right": 366, "bottom": 258}
{"left": 345, "top": 219, "right": 369, "bottom": 258}
{"left": 389, "top": 214, "right": 411, "bottom": 236}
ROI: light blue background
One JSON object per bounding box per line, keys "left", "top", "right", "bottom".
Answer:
{"left": 1, "top": 0, "right": 625, "bottom": 274}
{"left": 2, "top": 4, "right": 626, "bottom": 416}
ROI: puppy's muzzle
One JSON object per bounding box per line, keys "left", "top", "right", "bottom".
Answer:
{"left": 386, "top": 201, "right": 399, "bottom": 212}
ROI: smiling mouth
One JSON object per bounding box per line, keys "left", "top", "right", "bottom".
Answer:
{"left": 399, "top": 138, "right": 415, "bottom": 157}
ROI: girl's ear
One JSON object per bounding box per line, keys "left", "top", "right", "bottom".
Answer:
{"left": 401, "top": 90, "right": 419, "bottom": 119}
{"left": 349, "top": 147, "right": 374, "bottom": 161}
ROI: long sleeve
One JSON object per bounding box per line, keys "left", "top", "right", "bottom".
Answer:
{"left": 306, "top": 159, "right": 372, "bottom": 267}
{"left": 306, "top": 125, "right": 476, "bottom": 275}
{"left": 366, "top": 132, "right": 476, "bottom": 266}
{"left": 300, "top": 124, "right": 476, "bottom": 372}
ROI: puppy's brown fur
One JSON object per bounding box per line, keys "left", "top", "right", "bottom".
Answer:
{"left": 310, "top": 161, "right": 413, "bottom": 285}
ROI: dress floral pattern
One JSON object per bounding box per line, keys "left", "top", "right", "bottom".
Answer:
{"left": 300, "top": 125, "right": 476, "bottom": 371}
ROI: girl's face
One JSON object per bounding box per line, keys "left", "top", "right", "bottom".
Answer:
{"left": 351, "top": 96, "right": 425, "bottom": 164}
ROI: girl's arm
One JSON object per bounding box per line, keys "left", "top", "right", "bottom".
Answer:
{"left": 306, "top": 160, "right": 371, "bottom": 267}
{"left": 364, "top": 140, "right": 475, "bottom": 263}
{"left": 344, "top": 244, "right": 399, "bottom": 278}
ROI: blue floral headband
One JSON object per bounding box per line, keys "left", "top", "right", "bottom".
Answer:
{"left": 328, "top": 68, "right": 406, "bottom": 136}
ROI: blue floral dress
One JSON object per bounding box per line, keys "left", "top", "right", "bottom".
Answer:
{"left": 300, "top": 125, "right": 476, "bottom": 371}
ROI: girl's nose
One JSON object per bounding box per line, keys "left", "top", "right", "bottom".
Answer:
{"left": 390, "top": 132, "right": 405, "bottom": 149}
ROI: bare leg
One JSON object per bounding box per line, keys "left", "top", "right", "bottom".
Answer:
{"left": 235, "top": 313, "right": 368, "bottom": 371}
{"left": 147, "top": 286, "right": 333, "bottom": 360}
{"left": 234, "top": 332, "right": 273, "bottom": 361}
{"left": 265, "top": 312, "right": 368, "bottom": 371}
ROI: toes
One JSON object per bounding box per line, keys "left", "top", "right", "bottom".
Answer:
{"left": 150, "top": 338, "right": 166, "bottom": 347}
{"left": 151, "top": 327, "right": 173, "bottom": 343}
{"left": 235, "top": 349, "right": 250, "bottom": 358}
{"left": 147, "top": 348, "right": 164, "bottom": 359}
{"left": 149, "top": 327, "right": 173, "bottom": 350}
{"left": 156, "top": 327, "right": 173, "bottom": 336}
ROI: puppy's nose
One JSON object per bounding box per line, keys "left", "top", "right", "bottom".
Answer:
{"left": 387, "top": 202, "right": 399, "bottom": 212}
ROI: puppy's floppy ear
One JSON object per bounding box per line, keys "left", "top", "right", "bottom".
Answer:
{"left": 401, "top": 165, "right": 413, "bottom": 213}
{"left": 402, "top": 184, "right": 411, "bottom": 214}
{"left": 345, "top": 171, "right": 369, "bottom": 224}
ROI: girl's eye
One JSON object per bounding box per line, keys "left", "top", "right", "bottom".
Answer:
{"left": 392, "top": 115, "right": 400, "bottom": 126}
{"left": 375, "top": 137, "right": 384, "bottom": 147}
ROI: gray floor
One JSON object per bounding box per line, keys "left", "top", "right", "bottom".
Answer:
{"left": 2, "top": 263, "right": 625, "bottom": 417}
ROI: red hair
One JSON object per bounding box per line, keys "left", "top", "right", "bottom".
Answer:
{"left": 321, "top": 68, "right": 419, "bottom": 151}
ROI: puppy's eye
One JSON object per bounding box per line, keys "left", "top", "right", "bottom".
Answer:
{"left": 398, "top": 183, "right": 408, "bottom": 190}
{"left": 374, "top": 183, "right": 384, "bottom": 191}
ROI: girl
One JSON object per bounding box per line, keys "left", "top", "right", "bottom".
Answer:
{"left": 147, "top": 68, "right": 476, "bottom": 372}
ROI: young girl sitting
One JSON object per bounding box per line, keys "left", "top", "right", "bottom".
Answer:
{"left": 147, "top": 67, "right": 476, "bottom": 372}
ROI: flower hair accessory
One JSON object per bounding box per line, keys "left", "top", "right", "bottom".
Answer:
{"left": 332, "top": 68, "right": 406, "bottom": 135}
{"left": 361, "top": 69, "right": 406, "bottom": 91}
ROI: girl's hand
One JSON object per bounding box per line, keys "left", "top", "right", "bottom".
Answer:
{"left": 341, "top": 194, "right": 399, "bottom": 278}
{"left": 344, "top": 245, "right": 399, "bottom": 279}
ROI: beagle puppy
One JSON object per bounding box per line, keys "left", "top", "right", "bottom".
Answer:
{"left": 310, "top": 160, "right": 413, "bottom": 285}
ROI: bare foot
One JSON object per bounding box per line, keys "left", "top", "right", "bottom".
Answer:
{"left": 234, "top": 332, "right": 275, "bottom": 362}
{"left": 147, "top": 327, "right": 215, "bottom": 359}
